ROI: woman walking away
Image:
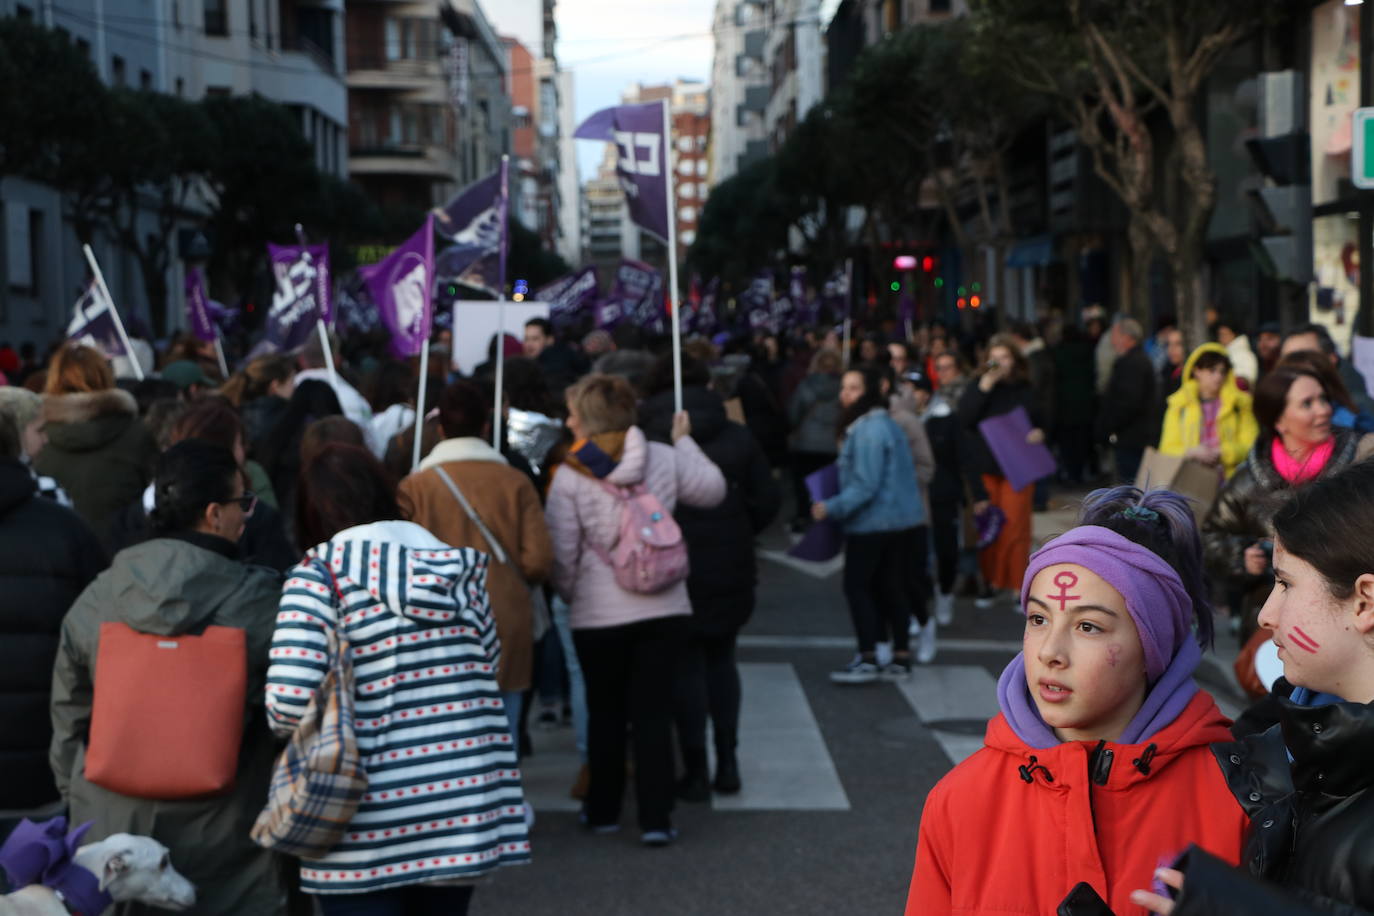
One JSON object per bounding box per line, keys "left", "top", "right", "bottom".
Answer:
{"left": 1158, "top": 344, "right": 1258, "bottom": 481}
{"left": 50, "top": 441, "right": 285, "bottom": 915}
{"left": 787, "top": 348, "right": 843, "bottom": 531}
{"left": 958, "top": 335, "right": 1045, "bottom": 607}
{"left": 1135, "top": 460, "right": 1374, "bottom": 915}
{"left": 267, "top": 444, "right": 529, "bottom": 915}
{"left": 813, "top": 366, "right": 927, "bottom": 681}
{"left": 545, "top": 374, "right": 726, "bottom": 846}
{"left": 1203, "top": 357, "right": 1374, "bottom": 641}
{"left": 639, "top": 354, "right": 781, "bottom": 800}
{"left": 907, "top": 487, "right": 1247, "bottom": 916}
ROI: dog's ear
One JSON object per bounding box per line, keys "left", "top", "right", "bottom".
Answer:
{"left": 99, "top": 850, "right": 133, "bottom": 891}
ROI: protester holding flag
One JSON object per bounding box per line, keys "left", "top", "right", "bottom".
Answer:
{"left": 35, "top": 343, "right": 156, "bottom": 537}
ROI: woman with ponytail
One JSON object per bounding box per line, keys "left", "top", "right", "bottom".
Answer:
{"left": 906, "top": 486, "right": 1247, "bottom": 916}
{"left": 219, "top": 354, "right": 296, "bottom": 456}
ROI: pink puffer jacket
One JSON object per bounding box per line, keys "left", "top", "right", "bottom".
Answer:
{"left": 546, "top": 426, "right": 727, "bottom": 629}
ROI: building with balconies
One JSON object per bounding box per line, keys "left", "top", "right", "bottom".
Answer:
{"left": 345, "top": 0, "right": 509, "bottom": 213}
{"left": 708, "top": 0, "right": 770, "bottom": 187}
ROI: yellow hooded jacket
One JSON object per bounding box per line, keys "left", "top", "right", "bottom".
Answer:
{"left": 1158, "top": 343, "right": 1259, "bottom": 479}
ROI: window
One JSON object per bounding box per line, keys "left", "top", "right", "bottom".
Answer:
{"left": 681, "top": 229, "right": 696, "bottom": 246}
{"left": 678, "top": 136, "right": 693, "bottom": 153}
{"left": 76, "top": 38, "right": 90, "bottom": 59}
{"left": 204, "top": 0, "right": 227, "bottom": 35}
{"left": 696, "top": 159, "right": 708, "bottom": 176}
{"left": 175, "top": 77, "right": 185, "bottom": 96}
{"left": 15, "top": 4, "right": 33, "bottom": 19}
{"left": 679, "top": 206, "right": 697, "bottom": 222}
{"left": 249, "top": 0, "right": 257, "bottom": 38}
{"left": 680, "top": 183, "right": 696, "bottom": 199}
{"left": 111, "top": 55, "right": 126, "bottom": 86}
{"left": 5, "top": 204, "right": 43, "bottom": 298}
{"left": 930, "top": 0, "right": 951, "bottom": 11}
{"left": 678, "top": 159, "right": 694, "bottom": 176}
{"left": 206, "top": 86, "right": 232, "bottom": 97}
{"left": 140, "top": 69, "right": 152, "bottom": 90}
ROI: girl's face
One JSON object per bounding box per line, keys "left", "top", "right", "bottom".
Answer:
{"left": 988, "top": 345, "right": 1015, "bottom": 374}
{"left": 1259, "top": 540, "right": 1374, "bottom": 702}
{"left": 1276, "top": 375, "right": 1333, "bottom": 449}
{"left": 269, "top": 372, "right": 296, "bottom": 400}
{"left": 1023, "top": 563, "right": 1148, "bottom": 743}
{"left": 839, "top": 370, "right": 867, "bottom": 408}
{"left": 1193, "top": 365, "right": 1225, "bottom": 401}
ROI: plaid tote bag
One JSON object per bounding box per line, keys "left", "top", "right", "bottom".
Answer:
{"left": 251, "top": 566, "right": 367, "bottom": 858}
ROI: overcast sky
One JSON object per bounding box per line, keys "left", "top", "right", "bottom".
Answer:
{"left": 482, "top": 0, "right": 845, "bottom": 180}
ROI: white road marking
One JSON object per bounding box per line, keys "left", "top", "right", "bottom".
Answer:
{"left": 893, "top": 665, "right": 1001, "bottom": 766}
{"left": 711, "top": 662, "right": 850, "bottom": 811}
{"left": 758, "top": 548, "right": 846, "bottom": 579}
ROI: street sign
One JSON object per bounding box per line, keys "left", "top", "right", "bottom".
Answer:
{"left": 1354, "top": 108, "right": 1374, "bottom": 190}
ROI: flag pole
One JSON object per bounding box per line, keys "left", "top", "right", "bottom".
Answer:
{"left": 296, "top": 223, "right": 338, "bottom": 390}
{"left": 493, "top": 154, "right": 511, "bottom": 452}
{"left": 81, "top": 244, "right": 143, "bottom": 381}
{"left": 842, "top": 257, "right": 853, "bottom": 371}
{"left": 212, "top": 335, "right": 229, "bottom": 379}
{"left": 411, "top": 343, "right": 430, "bottom": 471}
{"left": 661, "top": 97, "right": 683, "bottom": 415}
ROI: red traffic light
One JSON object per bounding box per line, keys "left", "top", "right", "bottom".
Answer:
{"left": 921, "top": 256, "right": 935, "bottom": 272}
{"left": 957, "top": 297, "right": 968, "bottom": 310}
{"left": 970, "top": 295, "right": 982, "bottom": 308}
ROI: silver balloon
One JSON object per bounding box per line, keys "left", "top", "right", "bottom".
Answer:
{"left": 506, "top": 408, "right": 564, "bottom": 475}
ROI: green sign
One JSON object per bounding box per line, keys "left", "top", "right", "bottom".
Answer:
{"left": 1355, "top": 108, "right": 1374, "bottom": 190}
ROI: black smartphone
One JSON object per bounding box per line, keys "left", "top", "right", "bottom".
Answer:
{"left": 1057, "top": 881, "right": 1115, "bottom": 916}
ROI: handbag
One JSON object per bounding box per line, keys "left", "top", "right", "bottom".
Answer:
{"left": 84, "top": 622, "right": 247, "bottom": 799}
{"left": 433, "top": 466, "right": 551, "bottom": 641}
{"left": 250, "top": 564, "right": 367, "bottom": 859}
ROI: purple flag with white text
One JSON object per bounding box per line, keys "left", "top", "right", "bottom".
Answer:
{"left": 433, "top": 167, "right": 508, "bottom": 297}
{"left": 184, "top": 267, "right": 216, "bottom": 343}
{"left": 610, "top": 259, "right": 664, "bottom": 333}
{"left": 266, "top": 243, "right": 331, "bottom": 350}
{"left": 574, "top": 102, "right": 670, "bottom": 242}
{"left": 67, "top": 281, "right": 126, "bottom": 357}
{"left": 361, "top": 215, "right": 436, "bottom": 359}
{"left": 537, "top": 266, "right": 599, "bottom": 326}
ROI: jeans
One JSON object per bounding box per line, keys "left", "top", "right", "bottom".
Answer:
{"left": 500, "top": 689, "right": 525, "bottom": 755}
{"left": 551, "top": 596, "right": 587, "bottom": 760}
{"left": 574, "top": 615, "right": 687, "bottom": 831}
{"left": 316, "top": 884, "right": 474, "bottom": 916}
{"left": 843, "top": 528, "right": 917, "bottom": 655}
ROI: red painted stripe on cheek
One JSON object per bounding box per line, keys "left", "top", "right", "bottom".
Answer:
{"left": 1289, "top": 628, "right": 1320, "bottom": 653}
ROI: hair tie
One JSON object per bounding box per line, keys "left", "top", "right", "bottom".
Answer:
{"left": 1116, "top": 505, "right": 1159, "bottom": 523}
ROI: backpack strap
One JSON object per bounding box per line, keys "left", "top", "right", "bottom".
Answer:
{"left": 433, "top": 466, "right": 510, "bottom": 566}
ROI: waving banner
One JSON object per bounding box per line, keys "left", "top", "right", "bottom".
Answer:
{"left": 266, "top": 243, "right": 331, "bottom": 350}
{"left": 574, "top": 102, "right": 670, "bottom": 241}
{"left": 360, "top": 215, "right": 436, "bottom": 359}
{"left": 537, "top": 266, "right": 600, "bottom": 326}
{"left": 184, "top": 267, "right": 216, "bottom": 343}
{"left": 609, "top": 259, "right": 663, "bottom": 333}
{"left": 67, "top": 281, "right": 127, "bottom": 357}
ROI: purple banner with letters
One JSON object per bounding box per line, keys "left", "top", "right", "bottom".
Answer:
{"left": 360, "top": 215, "right": 435, "bottom": 359}
{"left": 184, "top": 267, "right": 216, "bottom": 343}
{"left": 574, "top": 102, "right": 670, "bottom": 242}
{"left": 537, "top": 266, "right": 600, "bottom": 326}
{"left": 266, "top": 243, "right": 331, "bottom": 350}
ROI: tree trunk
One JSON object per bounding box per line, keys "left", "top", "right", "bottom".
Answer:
{"left": 1126, "top": 216, "right": 1154, "bottom": 325}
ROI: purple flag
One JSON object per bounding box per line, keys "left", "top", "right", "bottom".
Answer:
{"left": 822, "top": 267, "right": 850, "bottom": 321}
{"left": 610, "top": 259, "right": 664, "bottom": 333}
{"left": 266, "top": 243, "right": 331, "bottom": 350}
{"left": 574, "top": 102, "right": 670, "bottom": 242}
{"left": 789, "top": 266, "right": 807, "bottom": 303}
{"left": 696, "top": 277, "right": 719, "bottom": 336}
{"left": 897, "top": 294, "right": 916, "bottom": 327}
{"left": 184, "top": 267, "right": 216, "bottom": 343}
{"left": 536, "top": 266, "right": 599, "bottom": 326}
{"left": 594, "top": 300, "right": 624, "bottom": 330}
{"left": 66, "top": 281, "right": 126, "bottom": 357}
{"left": 977, "top": 406, "right": 1056, "bottom": 491}
{"left": 361, "top": 215, "right": 436, "bottom": 359}
{"left": 432, "top": 166, "right": 508, "bottom": 297}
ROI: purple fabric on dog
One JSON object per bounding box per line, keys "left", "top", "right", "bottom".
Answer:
{"left": 0, "top": 816, "right": 113, "bottom": 915}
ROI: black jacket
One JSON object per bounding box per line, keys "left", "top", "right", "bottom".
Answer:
{"left": 535, "top": 341, "right": 590, "bottom": 393}
{"left": 957, "top": 377, "right": 1038, "bottom": 501}
{"left": 922, "top": 395, "right": 966, "bottom": 506}
{"left": 0, "top": 458, "right": 106, "bottom": 809}
{"left": 641, "top": 386, "right": 781, "bottom": 635}
{"left": 106, "top": 491, "right": 300, "bottom": 574}
{"left": 1172, "top": 692, "right": 1374, "bottom": 916}
{"left": 1098, "top": 344, "right": 1158, "bottom": 448}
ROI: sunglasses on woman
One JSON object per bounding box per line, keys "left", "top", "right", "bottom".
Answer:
{"left": 220, "top": 491, "right": 258, "bottom": 516}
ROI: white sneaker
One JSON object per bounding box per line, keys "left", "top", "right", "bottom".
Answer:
{"left": 908, "top": 616, "right": 922, "bottom": 637}
{"left": 974, "top": 590, "right": 1000, "bottom": 609}
{"left": 916, "top": 618, "right": 938, "bottom": 665}
{"left": 875, "top": 641, "right": 894, "bottom": 668}
{"left": 934, "top": 591, "right": 955, "bottom": 626}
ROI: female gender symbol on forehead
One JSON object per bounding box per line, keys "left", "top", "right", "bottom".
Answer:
{"left": 1050, "top": 571, "right": 1080, "bottom": 611}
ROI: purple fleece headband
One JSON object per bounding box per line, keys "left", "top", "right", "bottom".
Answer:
{"left": 1019, "top": 525, "right": 1193, "bottom": 681}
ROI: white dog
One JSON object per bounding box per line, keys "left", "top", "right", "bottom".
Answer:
{"left": 0, "top": 832, "right": 196, "bottom": 916}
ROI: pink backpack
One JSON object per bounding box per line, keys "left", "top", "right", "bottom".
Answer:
{"left": 590, "top": 480, "right": 690, "bottom": 594}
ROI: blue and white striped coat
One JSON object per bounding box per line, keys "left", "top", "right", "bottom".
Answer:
{"left": 266, "top": 520, "right": 530, "bottom": 895}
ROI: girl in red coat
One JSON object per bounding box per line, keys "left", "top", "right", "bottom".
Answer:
{"left": 907, "top": 487, "right": 1248, "bottom": 915}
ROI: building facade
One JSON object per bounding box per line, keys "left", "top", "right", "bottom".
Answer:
{"left": 708, "top": 0, "right": 770, "bottom": 187}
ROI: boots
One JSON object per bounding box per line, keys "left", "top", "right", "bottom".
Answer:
{"left": 713, "top": 731, "right": 741, "bottom": 794}
{"left": 676, "top": 745, "right": 711, "bottom": 802}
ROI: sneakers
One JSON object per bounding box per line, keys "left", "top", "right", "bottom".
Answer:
{"left": 916, "top": 618, "right": 938, "bottom": 665}
{"left": 934, "top": 591, "right": 955, "bottom": 626}
{"left": 641, "top": 828, "right": 679, "bottom": 847}
{"left": 578, "top": 810, "right": 620, "bottom": 835}
{"left": 830, "top": 656, "right": 880, "bottom": 684}
{"left": 874, "top": 641, "right": 894, "bottom": 668}
{"left": 880, "top": 659, "right": 912, "bottom": 681}
{"left": 675, "top": 772, "right": 711, "bottom": 803}
{"left": 713, "top": 755, "right": 742, "bottom": 794}
{"left": 908, "top": 616, "right": 922, "bottom": 637}
{"left": 974, "top": 589, "right": 1002, "bottom": 609}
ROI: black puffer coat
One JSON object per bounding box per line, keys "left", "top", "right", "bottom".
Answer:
{"left": 956, "top": 377, "right": 1039, "bottom": 501}
{"left": 1172, "top": 689, "right": 1374, "bottom": 916}
{"left": 641, "top": 386, "right": 781, "bottom": 635}
{"left": 0, "top": 458, "right": 106, "bottom": 809}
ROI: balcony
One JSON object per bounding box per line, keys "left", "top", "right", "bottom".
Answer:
{"left": 251, "top": 35, "right": 347, "bottom": 125}
{"left": 349, "top": 142, "right": 460, "bottom": 180}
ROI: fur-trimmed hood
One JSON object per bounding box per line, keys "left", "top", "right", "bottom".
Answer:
{"left": 42, "top": 388, "right": 139, "bottom": 453}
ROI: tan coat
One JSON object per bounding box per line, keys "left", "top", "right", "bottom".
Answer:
{"left": 397, "top": 437, "right": 553, "bottom": 691}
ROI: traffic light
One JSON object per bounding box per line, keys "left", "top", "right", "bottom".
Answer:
{"left": 1246, "top": 70, "right": 1312, "bottom": 284}
{"left": 921, "top": 256, "right": 934, "bottom": 273}
{"left": 513, "top": 278, "right": 529, "bottom": 302}
{"left": 890, "top": 281, "right": 901, "bottom": 292}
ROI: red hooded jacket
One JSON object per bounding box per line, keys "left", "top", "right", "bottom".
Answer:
{"left": 907, "top": 691, "right": 1247, "bottom": 915}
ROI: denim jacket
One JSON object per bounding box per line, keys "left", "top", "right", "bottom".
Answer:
{"left": 823, "top": 408, "right": 925, "bottom": 534}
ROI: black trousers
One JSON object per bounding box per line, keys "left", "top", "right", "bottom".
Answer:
{"left": 843, "top": 528, "right": 918, "bottom": 655}
{"left": 574, "top": 615, "right": 687, "bottom": 831}
{"left": 896, "top": 525, "right": 931, "bottom": 628}
{"left": 673, "top": 626, "right": 743, "bottom": 772}
{"left": 930, "top": 499, "right": 960, "bottom": 595}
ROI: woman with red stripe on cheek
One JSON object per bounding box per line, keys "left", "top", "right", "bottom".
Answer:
{"left": 1134, "top": 459, "right": 1374, "bottom": 915}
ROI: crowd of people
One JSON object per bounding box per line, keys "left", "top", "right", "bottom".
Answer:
{"left": 2, "top": 301, "right": 1374, "bottom": 914}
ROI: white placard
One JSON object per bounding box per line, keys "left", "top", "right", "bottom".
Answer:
{"left": 450, "top": 300, "right": 551, "bottom": 376}
{"left": 1351, "top": 334, "right": 1374, "bottom": 399}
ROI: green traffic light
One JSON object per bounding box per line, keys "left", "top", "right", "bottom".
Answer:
{"left": 890, "top": 281, "right": 901, "bottom": 292}
{"left": 971, "top": 282, "right": 981, "bottom": 293}
{"left": 934, "top": 278, "right": 944, "bottom": 288}
{"left": 957, "top": 286, "right": 967, "bottom": 296}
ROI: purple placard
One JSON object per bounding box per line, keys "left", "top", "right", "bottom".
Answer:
{"left": 977, "top": 406, "right": 1056, "bottom": 492}
{"left": 788, "top": 464, "right": 842, "bottom": 562}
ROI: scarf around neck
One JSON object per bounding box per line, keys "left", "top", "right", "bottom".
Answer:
{"left": 565, "top": 431, "right": 627, "bottom": 479}
{"left": 1271, "top": 435, "right": 1336, "bottom": 484}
